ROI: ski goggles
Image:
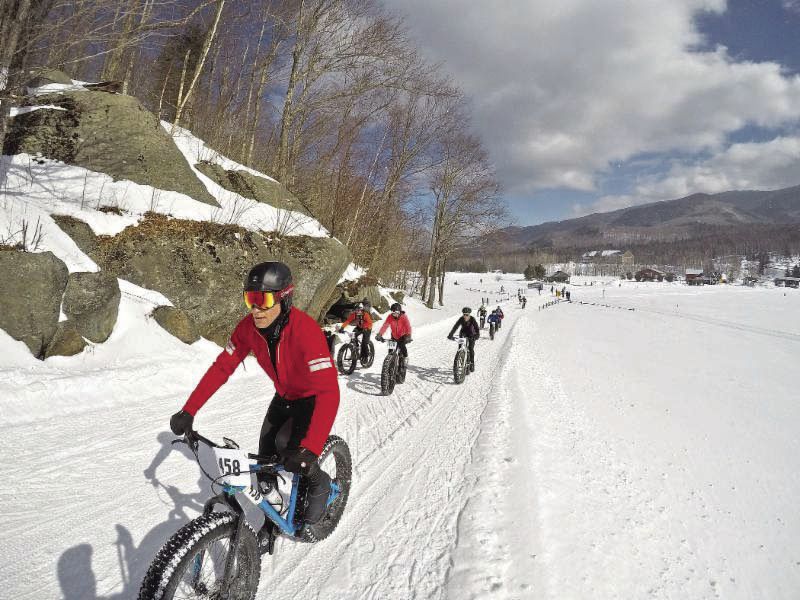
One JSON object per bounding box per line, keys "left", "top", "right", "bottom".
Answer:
{"left": 243, "top": 285, "right": 294, "bottom": 310}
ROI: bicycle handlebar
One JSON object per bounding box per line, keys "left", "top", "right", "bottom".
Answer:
{"left": 180, "top": 430, "right": 280, "bottom": 465}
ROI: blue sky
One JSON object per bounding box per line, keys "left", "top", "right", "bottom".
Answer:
{"left": 388, "top": 0, "right": 800, "bottom": 225}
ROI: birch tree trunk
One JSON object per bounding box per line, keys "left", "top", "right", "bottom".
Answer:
{"left": 172, "top": 0, "right": 225, "bottom": 129}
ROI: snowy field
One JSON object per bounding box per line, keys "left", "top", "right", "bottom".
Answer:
{"left": 1, "top": 272, "right": 798, "bottom": 599}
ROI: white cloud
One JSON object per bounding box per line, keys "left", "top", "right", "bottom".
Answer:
{"left": 387, "top": 0, "right": 800, "bottom": 195}
{"left": 783, "top": 1, "right": 800, "bottom": 14}
{"left": 573, "top": 135, "right": 800, "bottom": 215}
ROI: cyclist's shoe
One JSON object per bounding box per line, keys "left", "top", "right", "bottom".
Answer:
{"left": 469, "top": 362, "right": 475, "bottom": 373}
{"left": 303, "top": 465, "right": 332, "bottom": 524}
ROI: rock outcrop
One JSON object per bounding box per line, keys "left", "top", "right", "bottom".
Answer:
{"left": 54, "top": 213, "right": 350, "bottom": 346}
{"left": 3, "top": 90, "right": 217, "bottom": 206}
{"left": 45, "top": 321, "right": 87, "bottom": 358}
{"left": 195, "top": 162, "right": 311, "bottom": 216}
{"left": 152, "top": 306, "right": 200, "bottom": 344}
{"left": 0, "top": 250, "right": 69, "bottom": 358}
{"left": 62, "top": 271, "right": 120, "bottom": 343}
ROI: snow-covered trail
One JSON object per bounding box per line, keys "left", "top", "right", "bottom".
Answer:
{"left": 0, "top": 275, "right": 536, "bottom": 600}
{"left": 2, "top": 274, "right": 799, "bottom": 600}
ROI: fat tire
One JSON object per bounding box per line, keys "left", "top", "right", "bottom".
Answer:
{"left": 381, "top": 354, "right": 398, "bottom": 395}
{"left": 396, "top": 355, "right": 407, "bottom": 383}
{"left": 453, "top": 348, "right": 467, "bottom": 384}
{"left": 489, "top": 324, "right": 495, "bottom": 340}
{"left": 360, "top": 341, "right": 375, "bottom": 368}
{"left": 337, "top": 343, "right": 357, "bottom": 375}
{"left": 297, "top": 435, "right": 352, "bottom": 543}
{"left": 138, "top": 512, "right": 260, "bottom": 600}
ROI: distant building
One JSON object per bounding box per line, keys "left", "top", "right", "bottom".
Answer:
{"left": 546, "top": 270, "right": 570, "bottom": 283}
{"left": 621, "top": 251, "right": 634, "bottom": 267}
{"left": 582, "top": 249, "right": 622, "bottom": 259}
{"left": 685, "top": 268, "right": 703, "bottom": 285}
{"left": 635, "top": 268, "right": 665, "bottom": 282}
{"left": 774, "top": 276, "right": 800, "bottom": 289}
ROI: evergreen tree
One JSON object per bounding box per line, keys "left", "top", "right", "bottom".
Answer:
{"left": 523, "top": 264, "right": 534, "bottom": 280}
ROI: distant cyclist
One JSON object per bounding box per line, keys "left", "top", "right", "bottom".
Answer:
{"left": 495, "top": 306, "right": 504, "bottom": 329}
{"left": 478, "top": 304, "right": 488, "bottom": 328}
{"left": 487, "top": 309, "right": 501, "bottom": 333}
{"left": 376, "top": 302, "right": 412, "bottom": 367}
{"left": 338, "top": 302, "right": 373, "bottom": 361}
{"left": 447, "top": 307, "right": 480, "bottom": 372}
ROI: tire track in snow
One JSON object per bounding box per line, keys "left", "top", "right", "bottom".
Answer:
{"left": 257, "top": 307, "right": 527, "bottom": 600}
{"left": 445, "top": 313, "right": 541, "bottom": 600}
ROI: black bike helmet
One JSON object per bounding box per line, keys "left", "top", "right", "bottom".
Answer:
{"left": 462, "top": 306, "right": 472, "bottom": 314}
{"left": 244, "top": 261, "right": 294, "bottom": 312}
{"left": 390, "top": 302, "right": 402, "bottom": 313}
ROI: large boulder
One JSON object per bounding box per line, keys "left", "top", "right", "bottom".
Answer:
{"left": 341, "top": 276, "right": 389, "bottom": 312}
{"left": 62, "top": 272, "right": 121, "bottom": 343}
{"left": 0, "top": 250, "right": 69, "bottom": 358}
{"left": 45, "top": 321, "right": 87, "bottom": 358}
{"left": 3, "top": 91, "right": 218, "bottom": 206}
{"left": 195, "top": 162, "right": 312, "bottom": 216}
{"left": 152, "top": 306, "right": 200, "bottom": 344}
{"left": 55, "top": 213, "right": 351, "bottom": 346}
{"left": 50, "top": 215, "right": 98, "bottom": 254}
{"left": 26, "top": 68, "right": 74, "bottom": 87}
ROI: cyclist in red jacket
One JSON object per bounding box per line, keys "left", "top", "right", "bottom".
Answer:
{"left": 375, "top": 302, "right": 412, "bottom": 367}
{"left": 338, "top": 302, "right": 373, "bottom": 361}
{"left": 169, "top": 262, "right": 339, "bottom": 525}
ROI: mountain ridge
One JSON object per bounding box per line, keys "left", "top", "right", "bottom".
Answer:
{"left": 499, "top": 184, "right": 800, "bottom": 251}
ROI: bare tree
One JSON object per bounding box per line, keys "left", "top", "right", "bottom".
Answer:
{"left": 424, "top": 129, "right": 503, "bottom": 307}
{"left": 172, "top": 0, "right": 225, "bottom": 129}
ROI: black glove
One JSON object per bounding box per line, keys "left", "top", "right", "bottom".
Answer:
{"left": 170, "top": 410, "right": 194, "bottom": 436}
{"left": 447, "top": 335, "right": 455, "bottom": 340}
{"left": 375, "top": 334, "right": 384, "bottom": 342}
{"left": 282, "top": 447, "right": 318, "bottom": 474}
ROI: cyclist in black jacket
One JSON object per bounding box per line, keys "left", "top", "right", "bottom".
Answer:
{"left": 447, "top": 307, "right": 481, "bottom": 372}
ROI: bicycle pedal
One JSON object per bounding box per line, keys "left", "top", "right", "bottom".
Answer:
{"left": 258, "top": 524, "right": 277, "bottom": 556}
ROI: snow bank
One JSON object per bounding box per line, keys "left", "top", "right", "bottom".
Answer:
{"left": 166, "top": 123, "right": 328, "bottom": 238}
{"left": 9, "top": 105, "right": 67, "bottom": 117}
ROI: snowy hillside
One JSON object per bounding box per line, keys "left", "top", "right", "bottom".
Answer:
{"left": 1, "top": 273, "right": 798, "bottom": 599}
{"left": 1, "top": 122, "right": 327, "bottom": 267}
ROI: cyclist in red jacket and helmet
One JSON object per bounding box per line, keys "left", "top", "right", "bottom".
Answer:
{"left": 169, "top": 261, "right": 339, "bottom": 526}
{"left": 376, "top": 302, "right": 412, "bottom": 369}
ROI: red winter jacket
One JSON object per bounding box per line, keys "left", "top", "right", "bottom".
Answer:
{"left": 183, "top": 307, "right": 339, "bottom": 456}
{"left": 341, "top": 311, "right": 373, "bottom": 330}
{"left": 378, "top": 312, "right": 412, "bottom": 339}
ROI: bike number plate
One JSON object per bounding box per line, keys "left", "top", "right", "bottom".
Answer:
{"left": 213, "top": 447, "right": 251, "bottom": 488}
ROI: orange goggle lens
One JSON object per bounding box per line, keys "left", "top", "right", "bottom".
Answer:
{"left": 243, "top": 290, "right": 277, "bottom": 310}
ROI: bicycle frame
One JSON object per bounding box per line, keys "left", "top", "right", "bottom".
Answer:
{"left": 188, "top": 433, "right": 341, "bottom": 538}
